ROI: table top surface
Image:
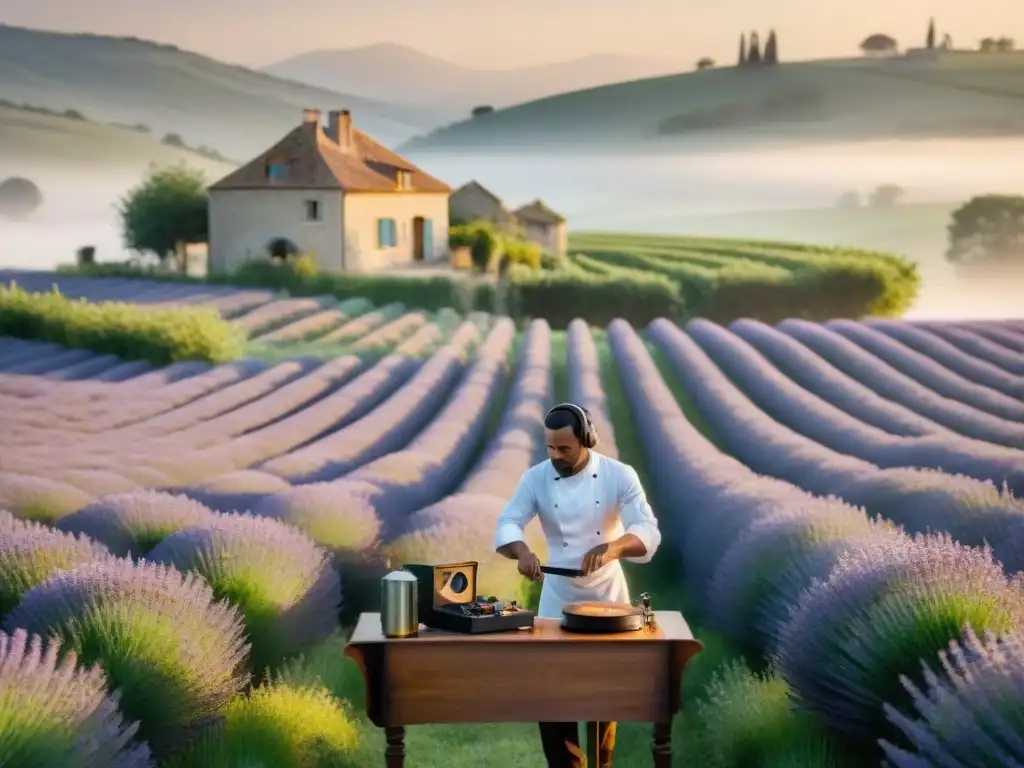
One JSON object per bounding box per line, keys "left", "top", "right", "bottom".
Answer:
{"left": 348, "top": 610, "right": 698, "bottom": 646}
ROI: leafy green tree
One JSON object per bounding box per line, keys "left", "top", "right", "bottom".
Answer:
{"left": 947, "top": 194, "right": 1024, "bottom": 264}
{"left": 0, "top": 176, "right": 42, "bottom": 219}
{"left": 747, "top": 31, "right": 762, "bottom": 63}
{"left": 927, "top": 18, "right": 936, "bottom": 49}
{"left": 119, "top": 164, "right": 208, "bottom": 273}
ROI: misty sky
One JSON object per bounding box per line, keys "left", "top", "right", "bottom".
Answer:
{"left": 1, "top": 0, "right": 1021, "bottom": 68}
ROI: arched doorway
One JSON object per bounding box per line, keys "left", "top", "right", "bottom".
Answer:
{"left": 267, "top": 237, "right": 300, "bottom": 261}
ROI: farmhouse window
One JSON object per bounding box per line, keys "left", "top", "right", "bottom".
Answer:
{"left": 377, "top": 218, "right": 397, "bottom": 248}
{"left": 304, "top": 200, "right": 321, "bottom": 221}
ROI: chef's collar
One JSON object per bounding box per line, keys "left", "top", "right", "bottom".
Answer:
{"left": 553, "top": 449, "right": 599, "bottom": 481}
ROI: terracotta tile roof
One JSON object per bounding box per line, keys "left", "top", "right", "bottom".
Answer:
{"left": 514, "top": 199, "right": 565, "bottom": 225}
{"left": 208, "top": 112, "right": 450, "bottom": 193}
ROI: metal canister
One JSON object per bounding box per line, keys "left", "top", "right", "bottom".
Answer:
{"left": 381, "top": 569, "right": 418, "bottom": 638}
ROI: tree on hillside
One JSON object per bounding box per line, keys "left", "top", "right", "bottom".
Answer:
{"left": 868, "top": 183, "right": 905, "bottom": 209}
{"left": 946, "top": 194, "right": 1024, "bottom": 265}
{"left": 860, "top": 34, "right": 898, "bottom": 57}
{"left": 697, "top": 57, "right": 715, "bottom": 70}
{"left": 747, "top": 31, "right": 762, "bottom": 63}
{"left": 764, "top": 30, "right": 779, "bottom": 64}
{"left": 738, "top": 33, "right": 747, "bottom": 66}
{"left": 471, "top": 105, "right": 494, "bottom": 118}
{"left": 119, "top": 164, "right": 208, "bottom": 274}
{"left": 0, "top": 177, "right": 42, "bottom": 220}
{"left": 927, "top": 17, "right": 936, "bottom": 49}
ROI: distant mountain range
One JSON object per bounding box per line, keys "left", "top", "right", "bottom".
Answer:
{"left": 262, "top": 43, "right": 682, "bottom": 116}
{"left": 0, "top": 25, "right": 447, "bottom": 162}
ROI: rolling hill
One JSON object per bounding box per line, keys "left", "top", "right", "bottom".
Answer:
{"left": 399, "top": 52, "right": 1024, "bottom": 153}
{"left": 263, "top": 42, "right": 679, "bottom": 117}
{"left": 0, "top": 101, "right": 237, "bottom": 175}
{"left": 0, "top": 24, "right": 447, "bottom": 162}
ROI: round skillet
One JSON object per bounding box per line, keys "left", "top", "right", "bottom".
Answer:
{"left": 561, "top": 601, "right": 644, "bottom": 633}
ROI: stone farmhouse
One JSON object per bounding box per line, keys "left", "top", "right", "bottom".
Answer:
{"left": 449, "top": 180, "right": 567, "bottom": 257}
{"left": 207, "top": 108, "right": 451, "bottom": 274}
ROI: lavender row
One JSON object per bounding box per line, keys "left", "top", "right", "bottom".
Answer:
{"left": 648, "top": 319, "right": 1024, "bottom": 573}
{"left": 686, "top": 319, "right": 1024, "bottom": 495}
{"left": 824, "top": 320, "right": 1024, "bottom": 422}
{"left": 777, "top": 319, "right": 1024, "bottom": 451}
{"left": 317, "top": 302, "right": 404, "bottom": 342}
{"left": 340, "top": 318, "right": 515, "bottom": 526}
{"left": 914, "top": 321, "right": 1024, "bottom": 374}
{"left": 258, "top": 321, "right": 480, "bottom": 484}
{"left": 566, "top": 319, "right": 618, "bottom": 458}
{"left": 609, "top": 319, "right": 1024, "bottom": 755}
{"left": 378, "top": 319, "right": 553, "bottom": 600}
{"left": 251, "top": 297, "right": 372, "bottom": 342}
{"left": 863, "top": 318, "right": 1024, "bottom": 396}
{"left": 233, "top": 297, "right": 330, "bottom": 336}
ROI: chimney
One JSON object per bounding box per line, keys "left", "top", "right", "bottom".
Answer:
{"left": 327, "top": 109, "right": 354, "bottom": 150}
{"left": 302, "top": 108, "right": 321, "bottom": 124}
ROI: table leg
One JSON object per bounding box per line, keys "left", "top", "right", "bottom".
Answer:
{"left": 385, "top": 726, "right": 405, "bottom": 768}
{"left": 586, "top": 721, "right": 602, "bottom": 767}
{"left": 652, "top": 722, "right": 671, "bottom": 767}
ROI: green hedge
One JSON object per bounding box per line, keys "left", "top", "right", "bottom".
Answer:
{"left": 0, "top": 283, "right": 246, "bottom": 365}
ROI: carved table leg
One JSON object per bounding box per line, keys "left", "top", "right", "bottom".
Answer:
{"left": 652, "top": 722, "right": 671, "bottom": 767}
{"left": 385, "top": 726, "right": 406, "bottom": 768}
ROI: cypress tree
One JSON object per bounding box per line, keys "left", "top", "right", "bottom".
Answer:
{"left": 748, "top": 31, "right": 762, "bottom": 64}
{"left": 927, "top": 18, "right": 936, "bottom": 49}
{"left": 765, "top": 29, "right": 778, "bottom": 64}
{"left": 739, "top": 33, "right": 747, "bottom": 66}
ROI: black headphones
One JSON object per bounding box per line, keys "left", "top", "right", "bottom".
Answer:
{"left": 546, "top": 402, "right": 598, "bottom": 449}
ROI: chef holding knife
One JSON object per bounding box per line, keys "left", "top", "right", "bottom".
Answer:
{"left": 494, "top": 402, "right": 662, "bottom": 768}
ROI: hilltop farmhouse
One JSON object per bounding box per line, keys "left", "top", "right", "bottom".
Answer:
{"left": 207, "top": 108, "right": 451, "bottom": 274}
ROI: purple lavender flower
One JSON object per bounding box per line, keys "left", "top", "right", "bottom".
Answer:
{"left": 0, "top": 471, "right": 92, "bottom": 523}
{"left": 0, "top": 516, "right": 110, "bottom": 616}
{"left": 2, "top": 556, "right": 250, "bottom": 753}
{"left": 0, "top": 628, "right": 154, "bottom": 767}
{"left": 775, "top": 533, "right": 1024, "bottom": 746}
{"left": 880, "top": 626, "right": 1024, "bottom": 765}
{"left": 55, "top": 490, "right": 216, "bottom": 557}
{"left": 147, "top": 512, "right": 341, "bottom": 674}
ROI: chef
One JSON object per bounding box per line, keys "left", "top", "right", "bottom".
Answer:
{"left": 493, "top": 402, "right": 662, "bottom": 768}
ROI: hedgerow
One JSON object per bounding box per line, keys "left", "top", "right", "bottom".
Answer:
{"left": 0, "top": 283, "right": 246, "bottom": 365}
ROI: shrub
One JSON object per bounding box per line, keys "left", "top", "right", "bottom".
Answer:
{"left": 2, "top": 557, "right": 250, "bottom": 753}
{"left": 880, "top": 625, "right": 1024, "bottom": 765}
{"left": 0, "top": 176, "right": 43, "bottom": 219}
{"left": 55, "top": 491, "right": 217, "bottom": 557}
{"left": 147, "top": 512, "right": 342, "bottom": 675}
{"left": 501, "top": 237, "right": 542, "bottom": 271}
{"left": 290, "top": 253, "right": 317, "bottom": 278}
{"left": 0, "top": 283, "right": 247, "bottom": 365}
{"left": 693, "top": 661, "right": 835, "bottom": 767}
{"left": 775, "top": 533, "right": 1024, "bottom": 746}
{"left": 118, "top": 165, "right": 208, "bottom": 272}
{"left": 0, "top": 628, "right": 154, "bottom": 767}
{"left": 163, "top": 683, "right": 358, "bottom": 768}
{"left": 0, "top": 516, "right": 110, "bottom": 617}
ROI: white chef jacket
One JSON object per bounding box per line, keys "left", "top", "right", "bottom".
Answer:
{"left": 493, "top": 451, "right": 662, "bottom": 619}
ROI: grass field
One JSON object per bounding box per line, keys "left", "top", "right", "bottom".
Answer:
{"left": 401, "top": 52, "right": 1024, "bottom": 152}
{"left": 0, "top": 23, "right": 443, "bottom": 159}
{"left": 2, "top": 271, "right": 1024, "bottom": 765}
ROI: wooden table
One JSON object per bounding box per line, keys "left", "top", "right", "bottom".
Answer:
{"left": 343, "top": 610, "right": 703, "bottom": 767}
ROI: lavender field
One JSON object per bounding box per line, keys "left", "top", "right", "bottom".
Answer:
{"left": 2, "top": 273, "right": 1024, "bottom": 766}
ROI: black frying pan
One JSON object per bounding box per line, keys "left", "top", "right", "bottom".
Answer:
{"left": 560, "top": 601, "right": 646, "bottom": 633}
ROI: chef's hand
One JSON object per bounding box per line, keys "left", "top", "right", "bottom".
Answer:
{"left": 582, "top": 543, "right": 615, "bottom": 575}
{"left": 517, "top": 551, "right": 542, "bottom": 581}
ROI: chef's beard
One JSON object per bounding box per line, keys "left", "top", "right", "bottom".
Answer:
{"left": 551, "top": 458, "right": 575, "bottom": 477}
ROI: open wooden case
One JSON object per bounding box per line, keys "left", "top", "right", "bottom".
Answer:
{"left": 403, "top": 561, "right": 535, "bottom": 634}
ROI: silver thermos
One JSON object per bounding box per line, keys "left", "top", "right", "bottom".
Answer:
{"left": 381, "top": 569, "right": 419, "bottom": 638}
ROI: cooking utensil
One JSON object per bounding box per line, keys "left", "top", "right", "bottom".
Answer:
{"left": 540, "top": 565, "right": 585, "bottom": 578}
{"left": 380, "top": 569, "right": 418, "bottom": 638}
{"left": 560, "top": 593, "right": 655, "bottom": 633}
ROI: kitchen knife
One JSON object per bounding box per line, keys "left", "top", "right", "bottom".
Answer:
{"left": 540, "top": 565, "right": 585, "bottom": 578}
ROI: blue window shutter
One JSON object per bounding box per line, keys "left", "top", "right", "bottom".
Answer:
{"left": 388, "top": 219, "right": 396, "bottom": 247}
{"left": 423, "top": 219, "right": 433, "bottom": 256}
{"left": 377, "top": 219, "right": 385, "bottom": 248}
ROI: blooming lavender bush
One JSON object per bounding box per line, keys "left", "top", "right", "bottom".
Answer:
{"left": 0, "top": 628, "right": 154, "bottom": 767}
{"left": 2, "top": 557, "right": 250, "bottom": 752}
{"left": 880, "top": 626, "right": 1024, "bottom": 765}
{"left": 775, "top": 533, "right": 1024, "bottom": 745}
{"left": 0, "top": 471, "right": 92, "bottom": 523}
{"left": 0, "top": 516, "right": 110, "bottom": 617}
{"left": 162, "top": 683, "right": 358, "bottom": 768}
{"left": 147, "top": 512, "right": 341, "bottom": 674}
{"left": 54, "top": 490, "right": 216, "bottom": 557}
